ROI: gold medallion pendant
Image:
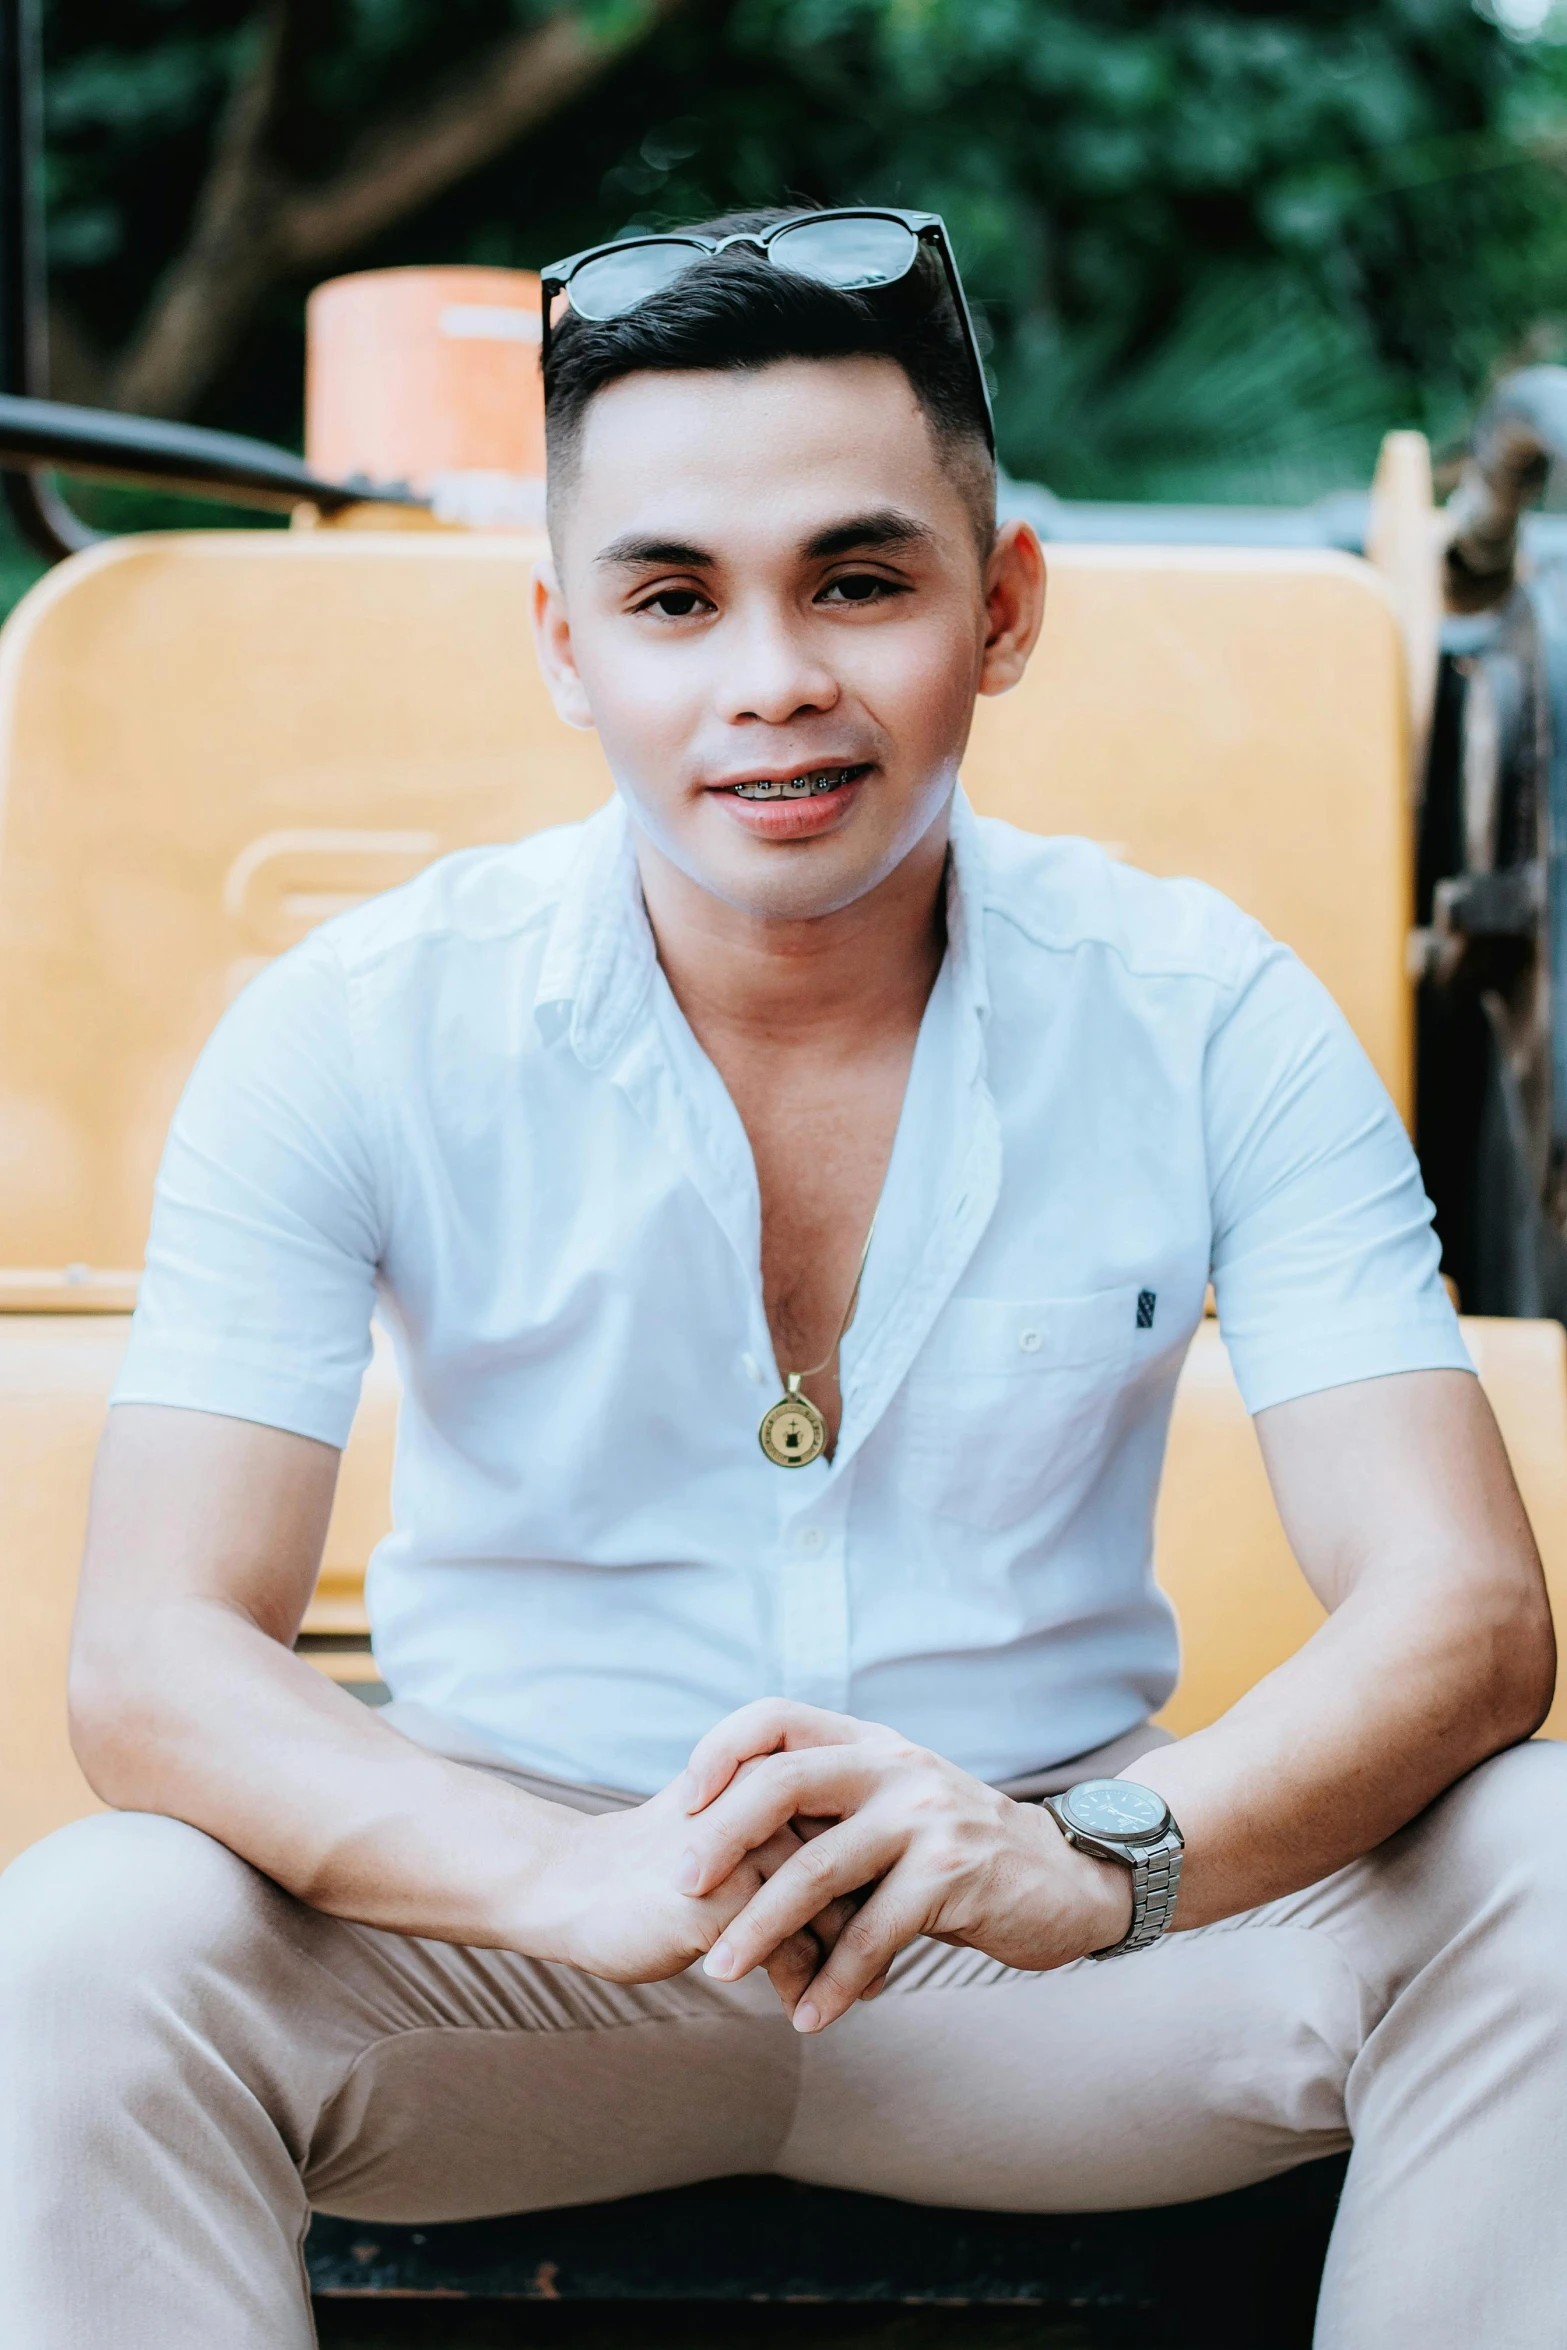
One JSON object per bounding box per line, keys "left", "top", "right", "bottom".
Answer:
{"left": 757, "top": 1211, "right": 877, "bottom": 1472}
{"left": 758, "top": 1374, "right": 828, "bottom": 1469}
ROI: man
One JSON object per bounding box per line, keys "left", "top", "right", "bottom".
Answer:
{"left": 0, "top": 205, "right": 1561, "bottom": 2349}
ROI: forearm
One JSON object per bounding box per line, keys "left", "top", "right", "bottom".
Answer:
{"left": 1131, "top": 1573, "right": 1551, "bottom": 1929}
{"left": 70, "top": 1596, "right": 577, "bottom": 1950}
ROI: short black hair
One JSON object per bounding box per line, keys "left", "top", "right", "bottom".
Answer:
{"left": 543, "top": 207, "right": 995, "bottom": 555}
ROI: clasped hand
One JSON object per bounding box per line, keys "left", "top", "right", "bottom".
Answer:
{"left": 534, "top": 1701, "right": 1131, "bottom": 2034}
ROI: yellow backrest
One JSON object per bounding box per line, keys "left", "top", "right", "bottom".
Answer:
{"left": 964, "top": 546, "right": 1410, "bottom": 1114}
{"left": 5, "top": 1310, "right": 1557, "bottom": 1871}
{"left": 0, "top": 533, "right": 610, "bottom": 1276}
{"left": 0, "top": 1317, "right": 126, "bottom": 1862}
{"left": 1155, "top": 1315, "right": 1567, "bottom": 1736}
{"left": 0, "top": 533, "right": 1407, "bottom": 1279}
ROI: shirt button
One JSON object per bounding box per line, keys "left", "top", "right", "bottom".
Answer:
{"left": 1018, "top": 1328, "right": 1042, "bottom": 1353}
{"left": 741, "top": 1353, "right": 765, "bottom": 1384}
{"left": 799, "top": 1527, "right": 824, "bottom": 1551}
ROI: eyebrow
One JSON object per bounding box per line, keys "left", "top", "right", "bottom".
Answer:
{"left": 596, "top": 535, "right": 714, "bottom": 571}
{"left": 803, "top": 510, "right": 934, "bottom": 561}
{"left": 594, "top": 508, "right": 936, "bottom": 573}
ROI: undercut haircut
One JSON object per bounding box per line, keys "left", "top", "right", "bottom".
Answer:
{"left": 543, "top": 207, "right": 996, "bottom": 560}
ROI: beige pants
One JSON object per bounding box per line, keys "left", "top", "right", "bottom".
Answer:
{"left": 1, "top": 1721, "right": 1565, "bottom": 2350}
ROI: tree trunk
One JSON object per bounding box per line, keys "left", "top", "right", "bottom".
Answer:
{"left": 109, "top": 6, "right": 292, "bottom": 418}
{"left": 108, "top": 0, "right": 690, "bottom": 423}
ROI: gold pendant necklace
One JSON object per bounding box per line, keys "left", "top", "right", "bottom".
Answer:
{"left": 758, "top": 1215, "right": 877, "bottom": 1469}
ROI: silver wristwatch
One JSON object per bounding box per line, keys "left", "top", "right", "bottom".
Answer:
{"left": 1042, "top": 1779, "right": 1184, "bottom": 1958}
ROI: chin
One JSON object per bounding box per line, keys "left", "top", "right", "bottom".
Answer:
{"left": 699, "top": 835, "right": 895, "bottom": 923}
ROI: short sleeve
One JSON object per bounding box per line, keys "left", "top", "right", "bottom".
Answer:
{"left": 112, "top": 937, "right": 381, "bottom": 1447}
{"left": 1207, "top": 941, "right": 1472, "bottom": 1414}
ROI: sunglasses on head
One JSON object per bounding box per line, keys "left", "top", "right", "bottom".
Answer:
{"left": 538, "top": 207, "right": 994, "bottom": 453}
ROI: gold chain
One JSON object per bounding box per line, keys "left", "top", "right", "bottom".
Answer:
{"left": 782, "top": 1211, "right": 878, "bottom": 1386}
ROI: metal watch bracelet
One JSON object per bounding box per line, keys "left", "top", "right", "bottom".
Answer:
{"left": 1088, "top": 1827, "right": 1184, "bottom": 1958}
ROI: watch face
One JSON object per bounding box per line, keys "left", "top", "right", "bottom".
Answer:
{"left": 1060, "top": 1779, "right": 1170, "bottom": 1841}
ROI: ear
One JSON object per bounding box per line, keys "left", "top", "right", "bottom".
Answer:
{"left": 530, "top": 556, "right": 597, "bottom": 733}
{"left": 977, "top": 520, "right": 1047, "bottom": 699}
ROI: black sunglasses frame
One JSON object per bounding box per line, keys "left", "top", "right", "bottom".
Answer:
{"left": 538, "top": 208, "right": 994, "bottom": 454}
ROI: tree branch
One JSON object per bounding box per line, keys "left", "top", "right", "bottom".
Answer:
{"left": 279, "top": 0, "right": 686, "bottom": 270}
{"left": 109, "top": 4, "right": 294, "bottom": 417}
{"left": 44, "top": 298, "right": 107, "bottom": 407}
{"left": 107, "top": 0, "right": 691, "bottom": 423}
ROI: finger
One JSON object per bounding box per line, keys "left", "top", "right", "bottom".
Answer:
{"left": 791, "top": 1881, "right": 926, "bottom": 2032}
{"left": 645, "top": 1750, "right": 795, "bottom": 1820}
{"left": 673, "top": 1818, "right": 793, "bottom": 1949}
{"left": 682, "top": 1700, "right": 879, "bottom": 1813}
{"left": 764, "top": 1931, "right": 822, "bottom": 2016}
{"left": 701, "top": 1819, "right": 898, "bottom": 1979}
{"left": 682, "top": 1825, "right": 801, "bottom": 1946}
{"left": 803, "top": 1889, "right": 864, "bottom": 1956}
{"left": 760, "top": 1893, "right": 863, "bottom": 2009}
{"left": 763, "top": 1888, "right": 867, "bottom": 2015}
{"left": 859, "top": 1970, "right": 890, "bottom": 2001}
{"left": 752, "top": 1824, "right": 806, "bottom": 1879}
{"left": 677, "top": 1750, "right": 884, "bottom": 1896}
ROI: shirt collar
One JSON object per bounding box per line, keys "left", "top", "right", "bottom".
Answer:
{"left": 534, "top": 784, "right": 991, "bottom": 1066}
{"left": 533, "top": 797, "right": 654, "bottom": 1067}
{"left": 942, "top": 784, "right": 991, "bottom": 1051}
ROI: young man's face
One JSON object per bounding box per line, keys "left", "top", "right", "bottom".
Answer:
{"left": 534, "top": 354, "right": 1045, "bottom": 923}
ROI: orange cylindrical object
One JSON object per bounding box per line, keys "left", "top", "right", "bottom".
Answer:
{"left": 305, "top": 266, "right": 545, "bottom": 494}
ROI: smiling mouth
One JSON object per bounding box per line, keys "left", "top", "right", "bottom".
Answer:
{"left": 726, "top": 764, "right": 870, "bottom": 801}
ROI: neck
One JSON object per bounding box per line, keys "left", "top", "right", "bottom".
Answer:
{"left": 633, "top": 810, "right": 951, "bottom": 1062}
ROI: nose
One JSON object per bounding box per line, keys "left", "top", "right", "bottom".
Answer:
{"left": 715, "top": 601, "right": 840, "bottom": 727}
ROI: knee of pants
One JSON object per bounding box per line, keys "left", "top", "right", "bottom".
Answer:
{"left": 0, "top": 1811, "right": 276, "bottom": 2092}
{"left": 1387, "top": 1739, "right": 1567, "bottom": 1974}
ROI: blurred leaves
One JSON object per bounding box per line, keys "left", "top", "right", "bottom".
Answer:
{"left": 27, "top": 0, "right": 1567, "bottom": 497}
{"left": 998, "top": 269, "right": 1402, "bottom": 502}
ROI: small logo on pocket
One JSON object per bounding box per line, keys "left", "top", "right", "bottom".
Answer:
{"left": 1136, "top": 1290, "right": 1157, "bottom": 1330}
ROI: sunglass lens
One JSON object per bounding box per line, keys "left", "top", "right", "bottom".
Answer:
{"left": 768, "top": 216, "right": 919, "bottom": 291}
{"left": 566, "top": 241, "right": 708, "bottom": 321}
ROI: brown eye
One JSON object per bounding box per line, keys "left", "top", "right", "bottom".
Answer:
{"left": 821, "top": 573, "right": 901, "bottom": 604}
{"left": 645, "top": 589, "right": 707, "bottom": 617}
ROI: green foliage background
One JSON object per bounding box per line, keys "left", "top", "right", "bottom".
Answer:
{"left": 8, "top": 0, "right": 1567, "bottom": 608}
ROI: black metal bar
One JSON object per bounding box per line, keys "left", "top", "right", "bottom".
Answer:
{"left": 0, "top": 0, "right": 41, "bottom": 402}
{"left": 1524, "top": 563, "right": 1567, "bottom": 1164}
{"left": 0, "top": 0, "right": 91, "bottom": 556}
{"left": 0, "top": 392, "right": 417, "bottom": 515}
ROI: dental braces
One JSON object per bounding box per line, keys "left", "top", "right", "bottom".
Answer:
{"left": 729, "top": 769, "right": 863, "bottom": 800}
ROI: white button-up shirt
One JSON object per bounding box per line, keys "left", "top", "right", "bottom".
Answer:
{"left": 118, "top": 794, "right": 1469, "bottom": 1792}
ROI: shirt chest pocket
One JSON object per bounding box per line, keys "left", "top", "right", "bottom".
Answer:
{"left": 895, "top": 1289, "right": 1141, "bottom": 1534}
